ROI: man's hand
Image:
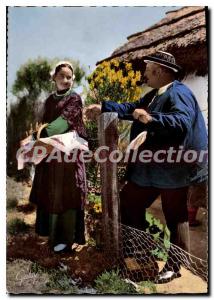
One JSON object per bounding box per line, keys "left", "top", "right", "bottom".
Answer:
{"left": 132, "top": 109, "right": 153, "bottom": 124}
{"left": 84, "top": 104, "right": 102, "bottom": 121}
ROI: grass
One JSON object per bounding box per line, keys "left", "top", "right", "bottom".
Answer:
{"left": 7, "top": 218, "right": 30, "bottom": 235}
{"left": 94, "top": 269, "right": 136, "bottom": 294}
{"left": 45, "top": 270, "right": 78, "bottom": 293}
{"left": 30, "top": 262, "right": 78, "bottom": 294}
{"left": 137, "top": 280, "right": 157, "bottom": 294}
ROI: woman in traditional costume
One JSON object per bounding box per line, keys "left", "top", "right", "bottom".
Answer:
{"left": 29, "top": 61, "right": 87, "bottom": 253}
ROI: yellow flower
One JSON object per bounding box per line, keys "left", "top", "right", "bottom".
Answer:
{"left": 94, "top": 203, "right": 102, "bottom": 213}
{"left": 128, "top": 70, "right": 135, "bottom": 78}
{"left": 110, "top": 59, "right": 119, "bottom": 67}
{"left": 116, "top": 70, "right": 123, "bottom": 80}
{"left": 102, "top": 61, "right": 109, "bottom": 68}
{"left": 125, "top": 62, "right": 132, "bottom": 71}
{"left": 135, "top": 71, "right": 141, "bottom": 81}
{"left": 88, "top": 60, "right": 143, "bottom": 103}
{"left": 131, "top": 78, "right": 137, "bottom": 86}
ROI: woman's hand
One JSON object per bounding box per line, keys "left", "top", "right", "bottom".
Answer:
{"left": 133, "top": 109, "right": 153, "bottom": 124}
{"left": 84, "top": 104, "right": 102, "bottom": 121}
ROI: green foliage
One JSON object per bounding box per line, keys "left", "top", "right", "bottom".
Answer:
{"left": 30, "top": 262, "right": 77, "bottom": 294}
{"left": 85, "top": 193, "right": 102, "bottom": 248}
{"left": 85, "top": 120, "right": 98, "bottom": 139}
{"left": 84, "top": 93, "right": 100, "bottom": 106}
{"left": 85, "top": 120, "right": 100, "bottom": 190}
{"left": 12, "top": 58, "right": 52, "bottom": 99}
{"left": 146, "top": 212, "right": 170, "bottom": 238}
{"left": 30, "top": 262, "right": 46, "bottom": 274}
{"left": 138, "top": 281, "right": 157, "bottom": 294}
{"left": 7, "top": 218, "right": 30, "bottom": 235}
{"left": 94, "top": 269, "right": 136, "bottom": 294}
{"left": 86, "top": 238, "right": 96, "bottom": 247}
{"left": 85, "top": 120, "right": 98, "bottom": 151}
{"left": 12, "top": 58, "right": 86, "bottom": 99}
{"left": 7, "top": 96, "right": 36, "bottom": 177}
{"left": 146, "top": 212, "right": 170, "bottom": 262}
{"left": 7, "top": 197, "right": 18, "bottom": 209}
{"left": 74, "top": 64, "right": 86, "bottom": 85}
{"left": 45, "top": 269, "right": 77, "bottom": 293}
{"left": 88, "top": 193, "right": 101, "bottom": 205}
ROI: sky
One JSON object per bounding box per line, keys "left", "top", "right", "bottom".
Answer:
{"left": 7, "top": 6, "right": 181, "bottom": 97}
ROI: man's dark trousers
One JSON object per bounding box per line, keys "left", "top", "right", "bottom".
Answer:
{"left": 120, "top": 181, "right": 190, "bottom": 272}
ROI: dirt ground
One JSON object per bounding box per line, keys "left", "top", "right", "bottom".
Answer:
{"left": 6, "top": 177, "right": 208, "bottom": 294}
{"left": 155, "top": 261, "right": 207, "bottom": 294}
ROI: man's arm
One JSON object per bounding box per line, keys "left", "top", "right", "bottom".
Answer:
{"left": 84, "top": 89, "right": 157, "bottom": 121}
{"left": 147, "top": 89, "right": 196, "bottom": 139}
{"left": 102, "top": 100, "right": 139, "bottom": 120}
{"left": 84, "top": 100, "right": 141, "bottom": 122}
{"left": 132, "top": 88, "right": 197, "bottom": 143}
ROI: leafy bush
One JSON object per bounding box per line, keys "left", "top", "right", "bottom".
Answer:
{"left": 7, "top": 218, "right": 30, "bottom": 235}
{"left": 84, "top": 119, "right": 100, "bottom": 192}
{"left": 94, "top": 269, "right": 136, "bottom": 294}
{"left": 88, "top": 193, "right": 101, "bottom": 205}
{"left": 85, "top": 193, "right": 102, "bottom": 248}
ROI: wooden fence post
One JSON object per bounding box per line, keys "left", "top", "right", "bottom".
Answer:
{"left": 98, "top": 112, "right": 120, "bottom": 259}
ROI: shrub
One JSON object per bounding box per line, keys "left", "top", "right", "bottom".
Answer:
{"left": 138, "top": 281, "right": 157, "bottom": 294}
{"left": 85, "top": 193, "right": 102, "bottom": 248}
{"left": 45, "top": 269, "right": 77, "bottom": 293}
{"left": 30, "top": 262, "right": 78, "bottom": 294}
{"left": 7, "top": 218, "right": 30, "bottom": 235}
{"left": 94, "top": 269, "right": 136, "bottom": 294}
{"left": 87, "top": 59, "right": 143, "bottom": 103}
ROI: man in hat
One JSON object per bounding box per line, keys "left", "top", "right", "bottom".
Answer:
{"left": 85, "top": 51, "right": 207, "bottom": 283}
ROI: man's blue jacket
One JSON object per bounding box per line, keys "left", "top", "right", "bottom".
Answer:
{"left": 101, "top": 80, "right": 208, "bottom": 188}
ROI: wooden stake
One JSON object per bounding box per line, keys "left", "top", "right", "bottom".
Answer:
{"left": 98, "top": 112, "right": 120, "bottom": 259}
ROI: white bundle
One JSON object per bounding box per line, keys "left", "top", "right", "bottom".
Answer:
{"left": 126, "top": 131, "right": 147, "bottom": 153}
{"left": 17, "top": 131, "right": 88, "bottom": 170}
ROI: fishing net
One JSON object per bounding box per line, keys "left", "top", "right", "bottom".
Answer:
{"left": 101, "top": 220, "right": 208, "bottom": 283}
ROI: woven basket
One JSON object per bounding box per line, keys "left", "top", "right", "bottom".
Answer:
{"left": 36, "top": 123, "right": 48, "bottom": 140}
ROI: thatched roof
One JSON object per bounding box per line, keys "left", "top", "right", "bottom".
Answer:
{"left": 97, "top": 6, "right": 208, "bottom": 76}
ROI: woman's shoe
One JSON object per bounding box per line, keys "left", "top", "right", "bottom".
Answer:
{"left": 54, "top": 243, "right": 72, "bottom": 254}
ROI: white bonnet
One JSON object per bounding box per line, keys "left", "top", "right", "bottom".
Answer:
{"left": 50, "top": 61, "right": 75, "bottom": 80}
